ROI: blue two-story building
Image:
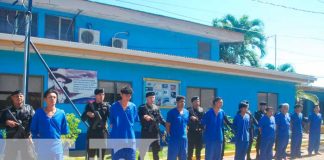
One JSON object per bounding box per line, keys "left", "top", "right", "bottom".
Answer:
{"left": 0, "top": 0, "right": 316, "bottom": 150}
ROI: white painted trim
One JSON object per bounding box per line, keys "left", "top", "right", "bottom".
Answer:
{"left": 0, "top": 33, "right": 316, "bottom": 84}
{"left": 1, "top": 0, "right": 244, "bottom": 43}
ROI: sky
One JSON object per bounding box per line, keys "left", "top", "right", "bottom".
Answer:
{"left": 93, "top": 0, "right": 324, "bottom": 87}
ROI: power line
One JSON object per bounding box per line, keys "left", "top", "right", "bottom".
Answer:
{"left": 111, "top": 0, "right": 267, "bottom": 34}
{"left": 251, "top": 0, "right": 324, "bottom": 15}
{"left": 138, "top": 0, "right": 224, "bottom": 15}
{"left": 278, "top": 34, "right": 324, "bottom": 42}
{"left": 114, "top": 0, "right": 212, "bottom": 24}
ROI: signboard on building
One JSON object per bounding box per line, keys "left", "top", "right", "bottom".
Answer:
{"left": 143, "top": 78, "right": 180, "bottom": 108}
{"left": 48, "top": 68, "right": 97, "bottom": 104}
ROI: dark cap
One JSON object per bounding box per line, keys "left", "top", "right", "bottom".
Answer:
{"left": 94, "top": 88, "right": 104, "bottom": 95}
{"left": 10, "top": 90, "right": 23, "bottom": 96}
{"left": 191, "top": 96, "right": 200, "bottom": 102}
{"left": 146, "top": 92, "right": 155, "bottom": 97}
{"left": 49, "top": 73, "right": 72, "bottom": 84}
{"left": 259, "top": 101, "right": 267, "bottom": 105}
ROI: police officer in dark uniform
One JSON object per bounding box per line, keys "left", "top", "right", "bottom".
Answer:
{"left": 2, "top": 90, "right": 35, "bottom": 160}
{"left": 254, "top": 101, "right": 267, "bottom": 160}
{"left": 242, "top": 101, "right": 259, "bottom": 160}
{"left": 138, "top": 92, "right": 166, "bottom": 160}
{"left": 187, "top": 96, "right": 204, "bottom": 160}
{"left": 81, "top": 88, "right": 110, "bottom": 160}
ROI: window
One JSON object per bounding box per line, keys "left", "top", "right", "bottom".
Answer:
{"left": 0, "top": 74, "right": 43, "bottom": 109}
{"left": 45, "top": 15, "right": 74, "bottom": 41}
{"left": 98, "top": 81, "right": 132, "bottom": 105}
{"left": 0, "top": 8, "right": 38, "bottom": 36}
{"left": 198, "top": 42, "right": 211, "bottom": 60}
{"left": 187, "top": 87, "right": 215, "bottom": 111}
{"left": 258, "top": 92, "right": 278, "bottom": 111}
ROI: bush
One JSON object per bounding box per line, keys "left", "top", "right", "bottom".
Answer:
{"left": 224, "top": 116, "right": 234, "bottom": 143}
{"left": 61, "top": 113, "right": 81, "bottom": 147}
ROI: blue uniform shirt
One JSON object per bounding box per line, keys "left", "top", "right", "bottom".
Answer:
{"left": 275, "top": 112, "right": 290, "bottom": 137}
{"left": 309, "top": 112, "right": 322, "bottom": 135}
{"left": 259, "top": 115, "right": 275, "bottom": 140}
{"left": 109, "top": 101, "right": 139, "bottom": 139}
{"left": 291, "top": 112, "right": 303, "bottom": 135}
{"left": 233, "top": 113, "right": 250, "bottom": 142}
{"left": 166, "top": 107, "right": 189, "bottom": 140}
{"left": 201, "top": 108, "right": 225, "bottom": 142}
{"left": 30, "top": 108, "right": 69, "bottom": 154}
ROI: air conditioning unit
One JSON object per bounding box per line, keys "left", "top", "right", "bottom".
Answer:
{"left": 79, "top": 28, "right": 100, "bottom": 45}
{"left": 112, "top": 38, "right": 127, "bottom": 49}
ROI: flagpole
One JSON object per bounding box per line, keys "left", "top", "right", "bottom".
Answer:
{"left": 22, "top": 0, "right": 33, "bottom": 104}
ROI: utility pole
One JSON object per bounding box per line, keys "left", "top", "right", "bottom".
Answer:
{"left": 266, "top": 34, "right": 277, "bottom": 69}
{"left": 22, "top": 0, "right": 33, "bottom": 104}
{"left": 274, "top": 34, "right": 277, "bottom": 69}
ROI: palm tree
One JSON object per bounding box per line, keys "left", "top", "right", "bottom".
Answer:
{"left": 264, "top": 63, "right": 296, "bottom": 72}
{"left": 213, "top": 14, "right": 267, "bottom": 67}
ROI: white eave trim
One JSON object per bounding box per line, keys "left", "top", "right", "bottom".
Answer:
{"left": 0, "top": 33, "right": 316, "bottom": 84}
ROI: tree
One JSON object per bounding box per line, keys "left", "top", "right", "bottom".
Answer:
{"left": 213, "top": 14, "right": 267, "bottom": 67}
{"left": 264, "top": 63, "right": 296, "bottom": 72}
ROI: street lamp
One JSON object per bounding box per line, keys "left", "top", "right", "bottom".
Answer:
{"left": 266, "top": 34, "right": 277, "bottom": 69}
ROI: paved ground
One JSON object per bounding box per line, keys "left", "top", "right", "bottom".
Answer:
{"left": 224, "top": 134, "right": 324, "bottom": 160}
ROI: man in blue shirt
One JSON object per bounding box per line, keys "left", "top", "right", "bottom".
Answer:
{"left": 166, "top": 95, "right": 189, "bottom": 160}
{"left": 308, "top": 105, "right": 322, "bottom": 156}
{"left": 259, "top": 106, "right": 276, "bottom": 160}
{"left": 31, "top": 89, "right": 69, "bottom": 160}
{"left": 233, "top": 101, "right": 250, "bottom": 160}
{"left": 201, "top": 97, "right": 226, "bottom": 160}
{"left": 274, "top": 103, "right": 290, "bottom": 160}
{"left": 290, "top": 104, "right": 304, "bottom": 159}
{"left": 109, "top": 86, "right": 139, "bottom": 160}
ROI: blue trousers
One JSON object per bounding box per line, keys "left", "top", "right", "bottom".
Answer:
{"left": 38, "top": 153, "right": 63, "bottom": 160}
{"left": 112, "top": 148, "right": 136, "bottom": 160}
{"left": 167, "top": 138, "right": 187, "bottom": 160}
{"left": 275, "top": 135, "right": 289, "bottom": 160}
{"left": 205, "top": 141, "right": 222, "bottom": 160}
{"left": 291, "top": 133, "right": 302, "bottom": 158}
{"left": 308, "top": 131, "right": 321, "bottom": 154}
{"left": 234, "top": 141, "right": 249, "bottom": 160}
{"left": 260, "top": 138, "right": 274, "bottom": 160}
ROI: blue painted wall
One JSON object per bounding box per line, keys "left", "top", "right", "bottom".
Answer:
{"left": 0, "top": 2, "right": 220, "bottom": 61}
{"left": 0, "top": 50, "right": 297, "bottom": 149}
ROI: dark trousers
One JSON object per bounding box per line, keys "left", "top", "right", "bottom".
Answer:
{"left": 86, "top": 129, "right": 108, "bottom": 160}
{"left": 3, "top": 139, "right": 35, "bottom": 160}
{"left": 138, "top": 139, "right": 161, "bottom": 160}
{"left": 139, "top": 131, "right": 161, "bottom": 160}
{"left": 255, "top": 134, "right": 261, "bottom": 159}
{"left": 247, "top": 136, "right": 253, "bottom": 160}
{"left": 187, "top": 132, "right": 203, "bottom": 160}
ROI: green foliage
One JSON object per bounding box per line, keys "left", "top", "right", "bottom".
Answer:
{"left": 265, "top": 63, "right": 296, "bottom": 72}
{"left": 224, "top": 116, "right": 234, "bottom": 144}
{"left": 61, "top": 113, "right": 81, "bottom": 147}
{"left": 0, "top": 129, "right": 5, "bottom": 138}
{"left": 213, "top": 14, "right": 266, "bottom": 67}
